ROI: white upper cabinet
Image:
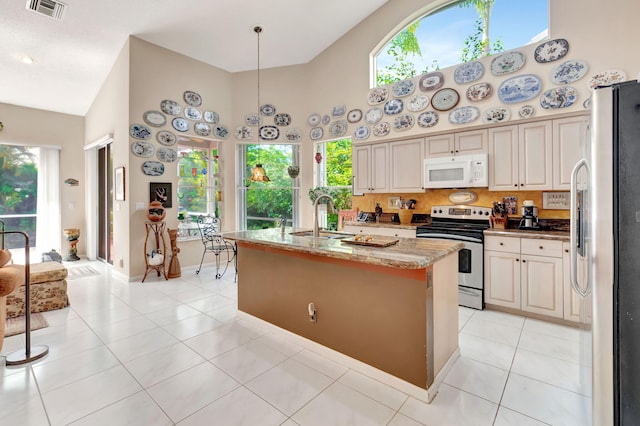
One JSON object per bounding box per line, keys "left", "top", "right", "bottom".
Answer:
{"left": 352, "top": 143, "right": 389, "bottom": 195}
{"left": 425, "top": 129, "right": 487, "bottom": 157}
{"left": 390, "top": 138, "right": 424, "bottom": 192}
{"left": 553, "top": 116, "right": 589, "bottom": 190}
{"left": 488, "top": 126, "right": 519, "bottom": 190}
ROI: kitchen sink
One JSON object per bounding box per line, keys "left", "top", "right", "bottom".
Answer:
{"left": 289, "top": 230, "right": 354, "bottom": 239}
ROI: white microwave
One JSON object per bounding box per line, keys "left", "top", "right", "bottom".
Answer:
{"left": 423, "top": 153, "right": 488, "bottom": 189}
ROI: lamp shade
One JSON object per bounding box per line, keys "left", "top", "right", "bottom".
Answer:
{"left": 249, "top": 164, "right": 270, "bottom": 182}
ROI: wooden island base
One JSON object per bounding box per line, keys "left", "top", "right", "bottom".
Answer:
{"left": 236, "top": 241, "right": 459, "bottom": 399}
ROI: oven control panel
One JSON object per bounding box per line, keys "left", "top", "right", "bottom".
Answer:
{"left": 431, "top": 205, "right": 492, "bottom": 220}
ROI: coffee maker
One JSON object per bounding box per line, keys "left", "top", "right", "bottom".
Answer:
{"left": 519, "top": 200, "right": 540, "bottom": 229}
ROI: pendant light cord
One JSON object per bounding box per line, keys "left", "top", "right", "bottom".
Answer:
{"left": 254, "top": 26, "right": 262, "bottom": 117}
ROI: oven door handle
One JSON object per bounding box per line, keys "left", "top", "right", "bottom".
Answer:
{"left": 416, "top": 233, "right": 482, "bottom": 243}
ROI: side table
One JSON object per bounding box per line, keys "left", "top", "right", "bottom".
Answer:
{"left": 143, "top": 221, "right": 168, "bottom": 282}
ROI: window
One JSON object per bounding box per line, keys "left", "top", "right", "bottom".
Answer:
{"left": 374, "top": 0, "right": 549, "bottom": 85}
{"left": 314, "top": 138, "right": 353, "bottom": 230}
{"left": 177, "top": 142, "right": 220, "bottom": 219}
{"left": 237, "top": 144, "right": 299, "bottom": 230}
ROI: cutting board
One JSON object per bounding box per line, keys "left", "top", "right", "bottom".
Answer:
{"left": 341, "top": 237, "right": 399, "bottom": 247}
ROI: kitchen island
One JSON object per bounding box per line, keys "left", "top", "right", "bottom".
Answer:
{"left": 223, "top": 228, "right": 462, "bottom": 401}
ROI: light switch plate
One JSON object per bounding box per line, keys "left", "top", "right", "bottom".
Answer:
{"left": 543, "top": 192, "right": 571, "bottom": 210}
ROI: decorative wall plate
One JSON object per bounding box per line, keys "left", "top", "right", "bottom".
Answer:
{"left": 372, "top": 122, "right": 390, "bottom": 137}
{"left": 184, "top": 107, "right": 202, "bottom": 121}
{"left": 365, "top": 107, "right": 383, "bottom": 124}
{"left": 194, "top": 122, "right": 211, "bottom": 136}
{"left": 245, "top": 114, "right": 261, "bottom": 126}
{"left": 406, "top": 94, "right": 429, "bottom": 112}
{"left": 309, "top": 127, "right": 324, "bottom": 141}
{"left": 383, "top": 98, "right": 403, "bottom": 115}
{"left": 518, "top": 104, "right": 536, "bottom": 119}
{"left": 490, "top": 51, "right": 525, "bottom": 76}
{"left": 283, "top": 128, "right": 303, "bottom": 142}
{"left": 183, "top": 90, "right": 202, "bottom": 107}
{"left": 308, "top": 113, "right": 321, "bottom": 126}
{"left": 367, "top": 87, "right": 389, "bottom": 105}
{"left": 142, "top": 161, "right": 164, "bottom": 177}
{"left": 449, "top": 191, "right": 477, "bottom": 204}
{"left": 466, "top": 83, "right": 492, "bottom": 102}
{"left": 274, "top": 113, "right": 291, "bottom": 126}
{"left": 171, "top": 117, "right": 189, "bottom": 132}
{"left": 454, "top": 61, "right": 484, "bottom": 84}
{"left": 583, "top": 97, "right": 592, "bottom": 110}
{"left": 329, "top": 120, "right": 348, "bottom": 137}
{"left": 143, "top": 110, "right": 166, "bottom": 127}
{"left": 322, "top": 115, "right": 331, "bottom": 125}
{"left": 157, "top": 148, "right": 177, "bottom": 163}
{"left": 392, "top": 79, "right": 415, "bottom": 97}
{"left": 347, "top": 109, "right": 363, "bottom": 123}
{"left": 160, "top": 100, "right": 180, "bottom": 115}
{"left": 419, "top": 72, "right": 444, "bottom": 91}
{"left": 130, "top": 124, "right": 152, "bottom": 139}
{"left": 260, "top": 104, "right": 276, "bottom": 116}
{"left": 235, "top": 126, "right": 253, "bottom": 140}
{"left": 156, "top": 130, "right": 177, "bottom": 146}
{"left": 540, "top": 86, "right": 578, "bottom": 109}
{"left": 448, "top": 106, "right": 480, "bottom": 125}
{"left": 431, "top": 88, "right": 460, "bottom": 111}
{"left": 332, "top": 104, "right": 346, "bottom": 117}
{"left": 417, "top": 111, "right": 439, "bottom": 128}
{"left": 498, "top": 74, "right": 542, "bottom": 104}
{"left": 214, "top": 125, "right": 229, "bottom": 139}
{"left": 551, "top": 60, "right": 589, "bottom": 85}
{"left": 131, "top": 141, "right": 154, "bottom": 158}
{"left": 482, "top": 107, "right": 511, "bottom": 124}
{"left": 534, "top": 38, "right": 569, "bottom": 63}
{"left": 393, "top": 114, "right": 414, "bottom": 131}
{"left": 259, "top": 125, "right": 279, "bottom": 140}
{"left": 354, "top": 125, "right": 370, "bottom": 140}
{"left": 587, "top": 69, "right": 627, "bottom": 90}
{"left": 203, "top": 111, "right": 219, "bottom": 123}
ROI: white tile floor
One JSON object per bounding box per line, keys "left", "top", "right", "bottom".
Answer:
{"left": 1, "top": 261, "right": 592, "bottom": 425}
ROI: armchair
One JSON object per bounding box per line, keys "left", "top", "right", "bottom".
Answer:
{"left": 196, "top": 215, "right": 236, "bottom": 280}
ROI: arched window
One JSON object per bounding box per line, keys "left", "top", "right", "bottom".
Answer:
{"left": 374, "top": 0, "right": 549, "bottom": 86}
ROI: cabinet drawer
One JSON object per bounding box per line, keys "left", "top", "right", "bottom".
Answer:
{"left": 521, "top": 238, "right": 563, "bottom": 258}
{"left": 485, "top": 235, "right": 520, "bottom": 253}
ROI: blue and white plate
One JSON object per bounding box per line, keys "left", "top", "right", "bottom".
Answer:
{"left": 184, "top": 107, "right": 202, "bottom": 121}
{"left": 156, "top": 130, "right": 177, "bottom": 146}
{"left": 260, "top": 125, "right": 280, "bottom": 140}
{"left": 214, "top": 125, "right": 229, "bottom": 139}
{"left": 245, "top": 114, "right": 261, "bottom": 127}
{"left": 482, "top": 107, "right": 511, "bottom": 124}
{"left": 143, "top": 110, "right": 166, "bottom": 127}
{"left": 454, "top": 61, "right": 484, "bottom": 84}
{"left": 540, "top": 86, "right": 578, "bottom": 109}
{"left": 309, "top": 127, "right": 324, "bottom": 141}
{"left": 365, "top": 107, "right": 383, "bottom": 124}
{"left": 417, "top": 111, "right": 439, "bottom": 128}
{"left": 194, "top": 122, "right": 211, "bottom": 136}
{"left": 322, "top": 115, "right": 331, "bottom": 125}
{"left": 308, "top": 113, "right": 321, "bottom": 126}
{"left": 235, "top": 126, "right": 253, "bottom": 140}
{"left": 172, "top": 117, "right": 189, "bottom": 132}
{"left": 448, "top": 106, "right": 480, "bottom": 125}
{"left": 384, "top": 98, "right": 404, "bottom": 115}
{"left": 332, "top": 104, "right": 346, "bottom": 117}
{"left": 354, "top": 125, "right": 370, "bottom": 140}
{"left": 260, "top": 104, "right": 276, "bottom": 116}
{"left": 551, "top": 60, "right": 589, "bottom": 85}
{"left": 367, "top": 87, "right": 389, "bottom": 105}
{"left": 283, "top": 128, "right": 303, "bottom": 142}
{"left": 160, "top": 100, "right": 180, "bottom": 115}
{"left": 419, "top": 72, "right": 444, "bottom": 91}
{"left": 466, "top": 82, "right": 493, "bottom": 102}
{"left": 534, "top": 38, "right": 569, "bottom": 63}
{"left": 372, "top": 122, "right": 391, "bottom": 137}
{"left": 518, "top": 105, "right": 536, "bottom": 119}
{"left": 329, "top": 120, "right": 348, "bottom": 137}
{"left": 203, "top": 111, "right": 219, "bottom": 124}
{"left": 393, "top": 114, "right": 414, "bottom": 131}
{"left": 490, "top": 51, "right": 525, "bottom": 76}
{"left": 142, "top": 161, "right": 165, "bottom": 177}
{"left": 274, "top": 113, "right": 291, "bottom": 126}
{"left": 131, "top": 141, "right": 154, "bottom": 158}
{"left": 130, "top": 124, "right": 152, "bottom": 139}
{"left": 392, "top": 79, "right": 415, "bottom": 97}
{"left": 498, "top": 74, "right": 542, "bottom": 104}
{"left": 157, "top": 148, "right": 177, "bottom": 163}
{"left": 183, "top": 90, "right": 202, "bottom": 107}
{"left": 406, "top": 94, "right": 429, "bottom": 112}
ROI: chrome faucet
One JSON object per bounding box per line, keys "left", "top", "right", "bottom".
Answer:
{"left": 313, "top": 194, "right": 335, "bottom": 237}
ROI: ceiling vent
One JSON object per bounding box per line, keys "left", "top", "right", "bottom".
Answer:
{"left": 26, "top": 0, "right": 66, "bottom": 21}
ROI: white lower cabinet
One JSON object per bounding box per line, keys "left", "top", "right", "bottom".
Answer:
{"left": 485, "top": 235, "right": 565, "bottom": 320}
{"left": 343, "top": 224, "right": 415, "bottom": 239}
{"left": 562, "top": 242, "right": 589, "bottom": 322}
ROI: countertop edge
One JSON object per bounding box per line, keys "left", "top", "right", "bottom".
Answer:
{"left": 484, "top": 229, "right": 570, "bottom": 241}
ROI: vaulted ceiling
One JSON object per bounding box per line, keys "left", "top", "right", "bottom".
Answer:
{"left": 0, "top": 0, "right": 389, "bottom": 116}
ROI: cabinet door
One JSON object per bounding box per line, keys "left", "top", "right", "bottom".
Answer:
{"left": 553, "top": 117, "right": 589, "bottom": 190}
{"left": 519, "top": 121, "right": 553, "bottom": 190}
{"left": 562, "top": 242, "right": 589, "bottom": 322}
{"left": 521, "top": 254, "right": 563, "bottom": 318}
{"left": 370, "top": 143, "right": 389, "bottom": 193}
{"left": 425, "top": 134, "right": 454, "bottom": 157}
{"left": 390, "top": 138, "right": 424, "bottom": 192}
{"left": 352, "top": 145, "right": 371, "bottom": 195}
{"left": 488, "top": 126, "right": 519, "bottom": 191}
{"left": 485, "top": 250, "right": 521, "bottom": 309}
{"left": 455, "top": 129, "right": 487, "bottom": 155}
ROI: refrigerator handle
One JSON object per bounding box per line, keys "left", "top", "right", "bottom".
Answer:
{"left": 570, "top": 158, "right": 590, "bottom": 298}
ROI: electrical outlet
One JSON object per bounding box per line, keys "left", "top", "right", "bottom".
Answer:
{"left": 543, "top": 192, "right": 571, "bottom": 210}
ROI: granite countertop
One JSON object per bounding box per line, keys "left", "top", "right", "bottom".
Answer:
{"left": 484, "top": 228, "right": 570, "bottom": 241}
{"left": 343, "top": 220, "right": 419, "bottom": 230}
{"left": 223, "top": 228, "right": 462, "bottom": 269}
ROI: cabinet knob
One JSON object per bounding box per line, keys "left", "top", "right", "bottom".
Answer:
{"left": 516, "top": 258, "right": 519, "bottom": 262}
{"left": 455, "top": 150, "right": 459, "bottom": 153}
{"left": 522, "top": 259, "right": 526, "bottom": 263}
{"left": 450, "top": 150, "right": 454, "bottom": 154}
{"left": 539, "top": 246, "right": 544, "bottom": 250}
{"left": 514, "top": 184, "right": 518, "bottom": 187}
{"left": 520, "top": 183, "right": 524, "bottom": 186}
{"left": 499, "top": 242, "right": 504, "bottom": 246}
{"left": 565, "top": 249, "right": 569, "bottom": 253}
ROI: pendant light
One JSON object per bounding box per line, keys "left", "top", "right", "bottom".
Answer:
{"left": 247, "top": 26, "right": 270, "bottom": 184}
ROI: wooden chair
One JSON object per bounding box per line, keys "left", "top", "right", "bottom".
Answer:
{"left": 338, "top": 208, "right": 359, "bottom": 230}
{"left": 196, "top": 215, "right": 236, "bottom": 280}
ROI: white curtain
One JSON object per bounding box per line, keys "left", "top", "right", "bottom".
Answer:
{"left": 36, "top": 147, "right": 61, "bottom": 254}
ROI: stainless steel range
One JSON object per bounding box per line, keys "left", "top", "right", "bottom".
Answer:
{"left": 416, "top": 205, "right": 492, "bottom": 310}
